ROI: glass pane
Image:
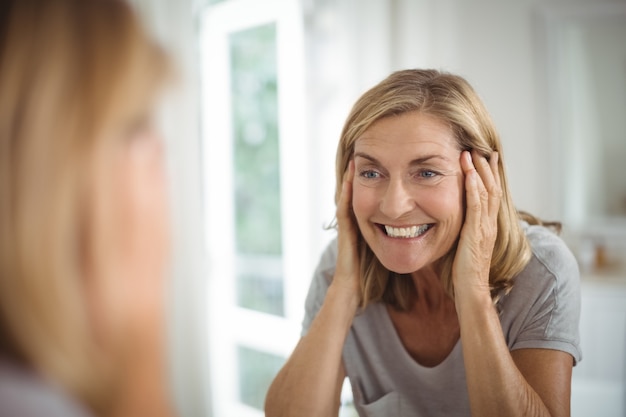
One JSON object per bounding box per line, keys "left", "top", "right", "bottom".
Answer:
{"left": 230, "top": 23, "right": 285, "bottom": 316}
{"left": 237, "top": 345, "right": 285, "bottom": 410}
{"left": 230, "top": 23, "right": 281, "bottom": 256}
{"left": 236, "top": 255, "right": 284, "bottom": 316}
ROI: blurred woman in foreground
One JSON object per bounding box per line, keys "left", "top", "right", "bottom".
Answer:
{"left": 0, "top": 0, "right": 177, "bottom": 416}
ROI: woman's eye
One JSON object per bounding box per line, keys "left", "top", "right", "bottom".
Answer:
{"left": 359, "top": 170, "right": 380, "bottom": 179}
{"left": 417, "top": 170, "right": 438, "bottom": 179}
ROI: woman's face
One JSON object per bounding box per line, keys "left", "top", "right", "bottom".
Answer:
{"left": 87, "top": 114, "right": 172, "bottom": 405}
{"left": 352, "top": 111, "right": 465, "bottom": 275}
{"left": 94, "top": 117, "right": 170, "bottom": 329}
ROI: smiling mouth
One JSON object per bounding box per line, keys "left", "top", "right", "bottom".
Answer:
{"left": 380, "top": 224, "right": 434, "bottom": 238}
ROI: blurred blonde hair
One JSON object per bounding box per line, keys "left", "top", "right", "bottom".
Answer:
{"left": 0, "top": 0, "right": 169, "bottom": 413}
{"left": 334, "top": 69, "right": 538, "bottom": 311}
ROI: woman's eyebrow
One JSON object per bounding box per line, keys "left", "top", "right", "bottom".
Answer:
{"left": 408, "top": 155, "right": 450, "bottom": 166}
{"left": 354, "top": 151, "right": 449, "bottom": 166}
{"left": 354, "top": 152, "right": 380, "bottom": 164}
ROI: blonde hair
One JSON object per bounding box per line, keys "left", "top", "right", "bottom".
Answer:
{"left": 0, "top": 0, "right": 169, "bottom": 413}
{"left": 334, "top": 69, "right": 534, "bottom": 311}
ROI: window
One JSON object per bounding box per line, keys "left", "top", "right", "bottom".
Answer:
{"left": 198, "top": 1, "right": 314, "bottom": 415}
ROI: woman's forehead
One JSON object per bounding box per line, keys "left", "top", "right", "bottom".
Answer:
{"left": 354, "top": 112, "right": 459, "bottom": 159}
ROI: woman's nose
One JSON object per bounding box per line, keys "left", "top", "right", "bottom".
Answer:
{"left": 379, "top": 178, "right": 415, "bottom": 219}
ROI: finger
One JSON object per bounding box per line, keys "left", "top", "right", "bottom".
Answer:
{"left": 488, "top": 152, "right": 502, "bottom": 218}
{"left": 460, "top": 149, "right": 474, "bottom": 176}
{"left": 470, "top": 151, "right": 489, "bottom": 224}
{"left": 344, "top": 159, "right": 355, "bottom": 185}
{"left": 472, "top": 151, "right": 501, "bottom": 219}
{"left": 336, "top": 160, "right": 356, "bottom": 232}
{"left": 335, "top": 160, "right": 360, "bottom": 279}
{"left": 461, "top": 151, "right": 482, "bottom": 231}
{"left": 490, "top": 151, "right": 501, "bottom": 190}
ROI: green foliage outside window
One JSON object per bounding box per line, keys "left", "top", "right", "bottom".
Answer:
{"left": 230, "top": 23, "right": 282, "bottom": 256}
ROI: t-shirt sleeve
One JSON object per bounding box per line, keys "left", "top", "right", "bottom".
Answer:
{"left": 301, "top": 239, "right": 337, "bottom": 337}
{"left": 503, "top": 227, "right": 582, "bottom": 364}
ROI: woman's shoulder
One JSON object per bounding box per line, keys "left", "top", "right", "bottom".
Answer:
{"left": 0, "top": 359, "right": 93, "bottom": 417}
{"left": 314, "top": 237, "right": 339, "bottom": 281}
{"left": 498, "top": 222, "right": 581, "bottom": 316}
{"left": 302, "top": 237, "right": 339, "bottom": 335}
{"left": 500, "top": 223, "right": 582, "bottom": 361}
{"left": 501, "top": 221, "right": 581, "bottom": 318}
{"left": 521, "top": 222, "right": 579, "bottom": 283}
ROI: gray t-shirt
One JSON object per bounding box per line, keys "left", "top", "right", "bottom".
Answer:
{"left": 302, "top": 223, "right": 582, "bottom": 416}
{"left": 0, "top": 359, "right": 93, "bottom": 417}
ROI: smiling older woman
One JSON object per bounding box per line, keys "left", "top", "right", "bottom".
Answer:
{"left": 265, "top": 69, "right": 581, "bottom": 417}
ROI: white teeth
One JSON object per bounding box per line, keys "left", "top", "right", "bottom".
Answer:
{"left": 384, "top": 224, "right": 431, "bottom": 238}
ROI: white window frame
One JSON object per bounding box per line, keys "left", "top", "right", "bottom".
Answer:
{"left": 198, "top": 1, "right": 312, "bottom": 416}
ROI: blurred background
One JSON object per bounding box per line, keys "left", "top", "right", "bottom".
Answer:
{"left": 128, "top": 0, "right": 626, "bottom": 416}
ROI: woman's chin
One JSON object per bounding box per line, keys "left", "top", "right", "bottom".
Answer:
{"left": 377, "top": 256, "right": 423, "bottom": 275}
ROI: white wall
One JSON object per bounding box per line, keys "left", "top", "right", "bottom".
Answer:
{"left": 303, "top": 0, "right": 625, "bottom": 246}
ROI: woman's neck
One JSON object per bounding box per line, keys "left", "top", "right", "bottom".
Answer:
{"left": 410, "top": 267, "right": 454, "bottom": 313}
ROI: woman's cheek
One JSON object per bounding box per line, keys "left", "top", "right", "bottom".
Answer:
{"left": 104, "top": 136, "right": 174, "bottom": 415}
{"left": 431, "top": 178, "right": 466, "bottom": 235}
{"left": 92, "top": 135, "right": 170, "bottom": 348}
{"left": 351, "top": 183, "right": 369, "bottom": 230}
{"left": 121, "top": 136, "right": 170, "bottom": 332}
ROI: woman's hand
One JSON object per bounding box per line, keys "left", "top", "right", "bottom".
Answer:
{"left": 452, "top": 150, "right": 502, "bottom": 300}
{"left": 333, "top": 160, "right": 361, "bottom": 298}
{"left": 453, "top": 151, "right": 565, "bottom": 417}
